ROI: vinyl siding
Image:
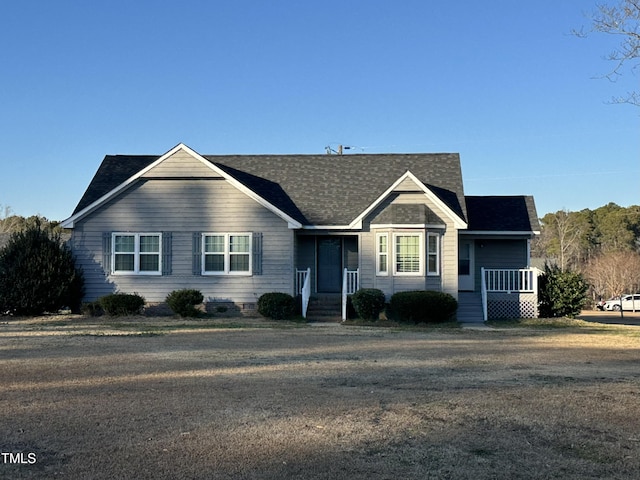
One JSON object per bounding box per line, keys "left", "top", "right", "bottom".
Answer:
{"left": 141, "top": 150, "right": 222, "bottom": 178}
{"left": 361, "top": 191, "right": 459, "bottom": 300}
{"left": 70, "top": 178, "right": 294, "bottom": 303}
{"left": 472, "top": 239, "right": 529, "bottom": 291}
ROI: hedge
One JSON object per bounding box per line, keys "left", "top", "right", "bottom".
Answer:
{"left": 388, "top": 290, "right": 457, "bottom": 324}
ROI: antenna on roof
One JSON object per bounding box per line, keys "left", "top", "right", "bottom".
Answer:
{"left": 325, "top": 144, "right": 352, "bottom": 155}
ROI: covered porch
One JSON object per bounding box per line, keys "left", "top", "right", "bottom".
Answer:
{"left": 294, "top": 234, "right": 359, "bottom": 320}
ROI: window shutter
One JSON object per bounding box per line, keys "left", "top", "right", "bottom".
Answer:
{"left": 162, "top": 232, "right": 172, "bottom": 275}
{"left": 252, "top": 232, "right": 263, "bottom": 275}
{"left": 192, "top": 232, "right": 202, "bottom": 275}
{"left": 102, "top": 233, "right": 112, "bottom": 275}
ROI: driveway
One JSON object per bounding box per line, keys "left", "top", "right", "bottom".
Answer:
{"left": 578, "top": 309, "right": 640, "bottom": 326}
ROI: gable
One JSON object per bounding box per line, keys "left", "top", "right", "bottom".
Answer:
{"left": 142, "top": 150, "right": 222, "bottom": 178}
{"left": 62, "top": 144, "right": 303, "bottom": 229}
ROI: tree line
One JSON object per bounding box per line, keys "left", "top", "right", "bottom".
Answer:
{"left": 533, "top": 203, "right": 640, "bottom": 299}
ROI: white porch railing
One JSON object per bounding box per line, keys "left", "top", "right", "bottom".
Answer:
{"left": 295, "top": 269, "right": 308, "bottom": 296}
{"left": 483, "top": 268, "right": 539, "bottom": 293}
{"left": 342, "top": 268, "right": 359, "bottom": 320}
{"left": 297, "top": 268, "right": 311, "bottom": 318}
{"left": 481, "top": 268, "right": 540, "bottom": 321}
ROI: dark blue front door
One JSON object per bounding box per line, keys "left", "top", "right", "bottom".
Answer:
{"left": 317, "top": 237, "right": 341, "bottom": 293}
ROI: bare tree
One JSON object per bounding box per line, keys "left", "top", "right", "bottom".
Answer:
{"left": 585, "top": 251, "right": 640, "bottom": 298}
{"left": 538, "top": 210, "right": 587, "bottom": 271}
{"left": 574, "top": 0, "right": 640, "bottom": 106}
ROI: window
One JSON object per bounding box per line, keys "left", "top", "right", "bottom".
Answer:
{"left": 376, "top": 233, "right": 388, "bottom": 275}
{"left": 393, "top": 233, "right": 423, "bottom": 275}
{"left": 112, "top": 233, "right": 161, "bottom": 275}
{"left": 202, "top": 233, "right": 251, "bottom": 275}
{"left": 427, "top": 232, "right": 440, "bottom": 275}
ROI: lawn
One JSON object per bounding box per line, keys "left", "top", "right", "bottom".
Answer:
{"left": 1, "top": 316, "right": 639, "bottom": 479}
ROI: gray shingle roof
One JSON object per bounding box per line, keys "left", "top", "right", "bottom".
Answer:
{"left": 210, "top": 154, "right": 466, "bottom": 225}
{"left": 465, "top": 196, "right": 540, "bottom": 232}
{"left": 69, "top": 150, "right": 539, "bottom": 233}
{"left": 73, "top": 153, "right": 467, "bottom": 226}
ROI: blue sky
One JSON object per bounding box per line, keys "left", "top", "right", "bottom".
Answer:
{"left": 1, "top": 0, "right": 638, "bottom": 221}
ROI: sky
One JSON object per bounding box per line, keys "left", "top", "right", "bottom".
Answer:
{"left": 0, "top": 0, "right": 638, "bottom": 221}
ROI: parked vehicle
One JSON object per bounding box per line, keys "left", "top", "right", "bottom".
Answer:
{"left": 603, "top": 294, "right": 640, "bottom": 311}
{"left": 595, "top": 297, "right": 612, "bottom": 310}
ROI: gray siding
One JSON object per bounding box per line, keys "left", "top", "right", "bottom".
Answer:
{"left": 472, "top": 238, "right": 528, "bottom": 291}
{"left": 70, "top": 178, "right": 294, "bottom": 303}
{"left": 357, "top": 188, "right": 460, "bottom": 300}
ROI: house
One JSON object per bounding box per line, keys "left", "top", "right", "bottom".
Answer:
{"left": 61, "top": 143, "right": 540, "bottom": 321}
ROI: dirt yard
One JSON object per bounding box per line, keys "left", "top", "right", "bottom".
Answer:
{"left": 1, "top": 316, "right": 639, "bottom": 479}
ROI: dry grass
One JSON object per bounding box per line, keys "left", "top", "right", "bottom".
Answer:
{"left": 1, "top": 315, "right": 639, "bottom": 479}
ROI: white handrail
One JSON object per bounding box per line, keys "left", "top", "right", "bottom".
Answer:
{"left": 301, "top": 267, "right": 311, "bottom": 318}
{"left": 342, "top": 268, "right": 359, "bottom": 320}
{"left": 481, "top": 267, "right": 488, "bottom": 322}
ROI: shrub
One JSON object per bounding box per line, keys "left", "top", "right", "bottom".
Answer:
{"left": 0, "top": 222, "right": 84, "bottom": 315}
{"left": 99, "top": 293, "right": 145, "bottom": 316}
{"left": 165, "top": 289, "right": 204, "bottom": 317}
{"left": 388, "top": 290, "right": 458, "bottom": 324}
{"left": 81, "top": 301, "right": 104, "bottom": 317}
{"left": 350, "top": 288, "right": 386, "bottom": 320}
{"left": 538, "top": 264, "right": 588, "bottom": 318}
{"left": 257, "top": 292, "right": 296, "bottom": 320}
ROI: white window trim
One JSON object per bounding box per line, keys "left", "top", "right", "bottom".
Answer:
{"left": 376, "top": 232, "right": 389, "bottom": 276}
{"left": 392, "top": 232, "right": 424, "bottom": 276}
{"left": 201, "top": 233, "right": 252, "bottom": 276}
{"left": 112, "top": 232, "right": 162, "bottom": 275}
{"left": 427, "top": 232, "right": 440, "bottom": 276}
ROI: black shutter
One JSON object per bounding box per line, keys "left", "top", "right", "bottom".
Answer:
{"left": 192, "top": 233, "right": 202, "bottom": 275}
{"left": 252, "top": 232, "right": 263, "bottom": 275}
{"left": 102, "top": 233, "right": 112, "bottom": 274}
{"left": 162, "top": 232, "right": 172, "bottom": 275}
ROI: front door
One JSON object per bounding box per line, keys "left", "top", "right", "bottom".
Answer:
{"left": 458, "top": 239, "right": 474, "bottom": 291}
{"left": 317, "top": 237, "right": 342, "bottom": 293}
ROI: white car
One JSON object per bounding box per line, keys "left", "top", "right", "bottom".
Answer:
{"left": 604, "top": 294, "right": 640, "bottom": 311}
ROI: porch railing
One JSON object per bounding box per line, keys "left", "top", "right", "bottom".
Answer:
{"left": 342, "top": 268, "right": 359, "bottom": 320}
{"left": 297, "top": 268, "right": 311, "bottom": 318}
{"left": 480, "top": 268, "right": 540, "bottom": 321}
{"left": 483, "top": 268, "right": 539, "bottom": 293}
{"left": 295, "top": 269, "right": 308, "bottom": 296}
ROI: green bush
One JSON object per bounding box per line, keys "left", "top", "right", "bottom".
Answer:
{"left": 538, "top": 264, "right": 588, "bottom": 318}
{"left": 99, "top": 293, "right": 145, "bottom": 316}
{"left": 351, "top": 288, "right": 386, "bottom": 320}
{"left": 388, "top": 290, "right": 458, "bottom": 324}
{"left": 165, "top": 289, "right": 204, "bottom": 317}
{"left": 0, "top": 222, "right": 84, "bottom": 315}
{"left": 257, "top": 292, "right": 296, "bottom": 320}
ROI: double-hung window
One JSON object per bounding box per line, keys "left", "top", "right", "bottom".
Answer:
{"left": 393, "top": 233, "right": 423, "bottom": 275}
{"left": 112, "top": 233, "right": 162, "bottom": 275}
{"left": 427, "top": 232, "right": 440, "bottom": 276}
{"left": 376, "top": 233, "right": 389, "bottom": 275}
{"left": 202, "top": 233, "right": 251, "bottom": 275}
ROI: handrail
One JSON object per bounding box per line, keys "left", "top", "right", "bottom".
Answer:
{"left": 342, "top": 268, "right": 359, "bottom": 320}
{"left": 301, "top": 267, "right": 311, "bottom": 318}
{"left": 481, "top": 267, "right": 488, "bottom": 322}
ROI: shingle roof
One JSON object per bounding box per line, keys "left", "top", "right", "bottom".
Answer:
{"left": 465, "top": 196, "right": 540, "bottom": 232}
{"left": 210, "top": 154, "right": 466, "bottom": 225}
{"left": 73, "top": 155, "right": 159, "bottom": 214}
{"left": 73, "top": 152, "right": 467, "bottom": 226}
